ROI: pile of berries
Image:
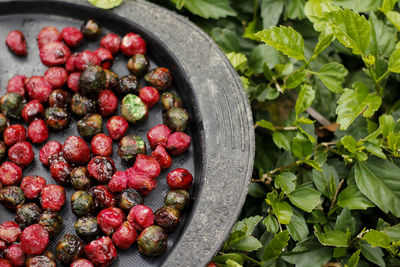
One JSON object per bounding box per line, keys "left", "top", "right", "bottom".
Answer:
{"left": 0, "top": 18, "right": 193, "bottom": 266}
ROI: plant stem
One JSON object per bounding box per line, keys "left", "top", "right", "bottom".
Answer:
{"left": 252, "top": 160, "right": 303, "bottom": 184}
{"left": 368, "top": 65, "right": 381, "bottom": 96}
{"left": 253, "top": 0, "right": 258, "bottom": 21}
{"left": 376, "top": 70, "right": 390, "bottom": 84}
{"left": 238, "top": 253, "right": 262, "bottom": 266}
{"left": 329, "top": 179, "right": 345, "bottom": 211}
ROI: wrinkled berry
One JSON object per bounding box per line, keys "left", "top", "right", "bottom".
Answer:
{"left": 152, "top": 145, "right": 172, "bottom": 169}
{"left": 66, "top": 53, "right": 79, "bottom": 72}
{"left": 127, "top": 204, "right": 154, "bottom": 231}
{"left": 112, "top": 221, "right": 137, "bottom": 250}
{"left": 0, "top": 93, "right": 25, "bottom": 119}
{"left": 98, "top": 90, "right": 118, "bottom": 117}
{"left": 7, "top": 75, "right": 26, "bottom": 96}
{"left": 71, "top": 191, "right": 94, "bottom": 217}
{"left": 126, "top": 169, "right": 156, "bottom": 196}
{"left": 94, "top": 47, "right": 113, "bottom": 69}
{"left": 71, "top": 167, "right": 92, "bottom": 191}
{"left": 0, "top": 221, "right": 21, "bottom": 244}
{"left": 87, "top": 156, "right": 115, "bottom": 184}
{"left": 3, "top": 124, "right": 26, "bottom": 146}
{"left": 70, "top": 93, "right": 97, "bottom": 118}
{"left": 100, "top": 33, "right": 120, "bottom": 55}
{"left": 6, "top": 30, "right": 27, "bottom": 56}
{"left": 167, "top": 168, "right": 193, "bottom": 190}
{"left": 108, "top": 171, "right": 127, "bottom": 193}
{"left": 26, "top": 76, "right": 53, "bottom": 104}
{"left": 28, "top": 119, "right": 49, "bottom": 144}
{"left": 15, "top": 203, "right": 41, "bottom": 229}
{"left": 38, "top": 210, "right": 62, "bottom": 237}
{"left": 166, "top": 132, "right": 191, "bottom": 155}
{"left": 117, "top": 188, "right": 143, "bottom": 212}
{"left": 127, "top": 54, "right": 149, "bottom": 77}
{"left": 39, "top": 41, "right": 71, "bottom": 67}
{"left": 21, "top": 100, "right": 44, "bottom": 123}
{"left": 55, "top": 234, "right": 84, "bottom": 264}
{"left": 40, "top": 184, "right": 66, "bottom": 211}
{"left": 118, "top": 135, "right": 146, "bottom": 163}
{"left": 74, "top": 216, "right": 100, "bottom": 242}
{"left": 81, "top": 19, "right": 101, "bottom": 40}
{"left": 75, "top": 50, "right": 100, "bottom": 71}
{"left": 67, "top": 72, "right": 81, "bottom": 93}
{"left": 147, "top": 124, "right": 171, "bottom": 150}
{"left": 144, "top": 67, "right": 172, "bottom": 91}
{"left": 44, "top": 67, "right": 68, "bottom": 89}
{"left": 4, "top": 243, "right": 25, "bottom": 266}
{"left": 137, "top": 226, "right": 167, "bottom": 256}
{"left": 63, "top": 136, "right": 90, "bottom": 165}
{"left": 61, "top": 27, "right": 84, "bottom": 48}
{"left": 8, "top": 141, "right": 34, "bottom": 167}
{"left": 20, "top": 175, "right": 46, "bottom": 199}
{"left": 97, "top": 207, "right": 125, "bottom": 235}
{"left": 37, "top": 27, "right": 61, "bottom": 49}
{"left": 44, "top": 107, "right": 70, "bottom": 131}
{"left": 84, "top": 236, "right": 117, "bottom": 267}
{"left": 154, "top": 206, "right": 180, "bottom": 232}
{"left": 91, "top": 134, "right": 113, "bottom": 157}
{"left": 0, "top": 162, "right": 22, "bottom": 186}
{"left": 71, "top": 258, "right": 94, "bottom": 267}
{"left": 39, "top": 141, "right": 62, "bottom": 166}
{"left": 139, "top": 86, "right": 159, "bottom": 108}
{"left": 133, "top": 154, "right": 161, "bottom": 179}
{"left": 106, "top": 116, "right": 128, "bottom": 141}
{"left": 121, "top": 33, "right": 146, "bottom": 56}
{"left": 20, "top": 224, "right": 49, "bottom": 255}
{"left": 50, "top": 161, "right": 71, "bottom": 184}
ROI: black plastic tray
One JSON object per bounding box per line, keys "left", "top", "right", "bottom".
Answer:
{"left": 0, "top": 1, "right": 254, "bottom": 266}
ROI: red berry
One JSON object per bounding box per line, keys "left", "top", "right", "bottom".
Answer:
{"left": 20, "top": 224, "right": 49, "bottom": 255}
{"left": 0, "top": 259, "right": 12, "bottom": 267}
{"left": 50, "top": 161, "right": 71, "bottom": 185}
{"left": 106, "top": 116, "right": 128, "bottom": 141}
{"left": 91, "top": 134, "right": 113, "bottom": 157}
{"left": 94, "top": 48, "right": 113, "bottom": 69}
{"left": 71, "top": 258, "right": 94, "bottom": 267}
{"left": 39, "top": 41, "right": 71, "bottom": 67}
{"left": 87, "top": 156, "right": 116, "bottom": 184}
{"left": 167, "top": 168, "right": 193, "bottom": 190}
{"left": 166, "top": 132, "right": 191, "bottom": 156}
{"left": 3, "top": 124, "right": 26, "bottom": 146}
{"left": 39, "top": 141, "right": 62, "bottom": 166}
{"left": 108, "top": 171, "right": 127, "bottom": 193}
{"left": 139, "top": 86, "right": 159, "bottom": 108}
{"left": 28, "top": 119, "right": 49, "bottom": 144}
{"left": 75, "top": 50, "right": 100, "bottom": 71}
{"left": 0, "top": 162, "right": 22, "bottom": 186}
{"left": 6, "top": 30, "right": 27, "bottom": 56}
{"left": 84, "top": 236, "right": 117, "bottom": 267}
{"left": 44, "top": 67, "right": 68, "bottom": 88}
{"left": 40, "top": 184, "right": 66, "bottom": 211}
{"left": 8, "top": 141, "right": 34, "bottom": 167}
{"left": 147, "top": 124, "right": 171, "bottom": 150}
{"left": 67, "top": 72, "right": 81, "bottom": 92}
{"left": 26, "top": 76, "right": 53, "bottom": 103}
{"left": 127, "top": 204, "right": 154, "bottom": 231}
{"left": 152, "top": 145, "right": 172, "bottom": 170}
{"left": 89, "top": 185, "right": 116, "bottom": 211}
{"left": 6, "top": 75, "right": 26, "bottom": 96}
{"left": 100, "top": 33, "right": 120, "bottom": 55}
{"left": 112, "top": 221, "right": 137, "bottom": 250}
{"left": 98, "top": 90, "right": 118, "bottom": 117}
{"left": 97, "top": 207, "right": 125, "bottom": 235}
{"left": 37, "top": 27, "right": 61, "bottom": 49}
{"left": 21, "top": 100, "right": 44, "bottom": 123}
{"left": 126, "top": 169, "right": 156, "bottom": 196}
{"left": 61, "top": 27, "right": 84, "bottom": 48}
{"left": 66, "top": 53, "right": 79, "bottom": 72}
{"left": 0, "top": 221, "right": 21, "bottom": 244}
{"left": 20, "top": 176, "right": 46, "bottom": 199}
{"left": 132, "top": 154, "right": 161, "bottom": 179}
{"left": 63, "top": 136, "right": 91, "bottom": 165}
{"left": 5, "top": 244, "right": 25, "bottom": 266}
{"left": 120, "top": 33, "right": 146, "bottom": 56}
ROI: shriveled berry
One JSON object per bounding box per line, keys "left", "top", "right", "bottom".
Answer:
{"left": 0, "top": 259, "right": 12, "bottom": 267}
{"left": 121, "top": 94, "right": 148, "bottom": 124}
{"left": 108, "top": 171, "right": 127, "bottom": 193}
{"left": 117, "top": 188, "right": 143, "bottom": 212}
{"left": 104, "top": 69, "right": 119, "bottom": 90}
{"left": 28, "top": 119, "right": 49, "bottom": 144}
{"left": 48, "top": 89, "right": 70, "bottom": 108}
{"left": 91, "top": 134, "right": 112, "bottom": 157}
{"left": 144, "top": 67, "right": 172, "bottom": 91}
{"left": 167, "top": 168, "right": 193, "bottom": 190}
{"left": 127, "top": 204, "right": 154, "bottom": 231}
{"left": 67, "top": 72, "right": 81, "bottom": 92}
{"left": 26, "top": 76, "right": 53, "bottom": 103}
{"left": 37, "top": 27, "right": 61, "bottom": 49}
{"left": 4, "top": 244, "right": 25, "bottom": 266}
{"left": 126, "top": 169, "right": 156, "bottom": 196}
{"left": 152, "top": 145, "right": 172, "bottom": 169}
{"left": 97, "top": 207, "right": 125, "bottom": 235}
{"left": 63, "top": 136, "right": 90, "bottom": 165}
{"left": 98, "top": 90, "right": 118, "bottom": 117}
{"left": 0, "top": 93, "right": 25, "bottom": 119}
{"left": 71, "top": 167, "right": 92, "bottom": 191}
{"left": 77, "top": 113, "right": 103, "bottom": 139}
{"left": 20, "top": 176, "right": 46, "bottom": 199}
{"left": 3, "top": 124, "right": 26, "bottom": 146}
{"left": 7, "top": 75, "right": 26, "bottom": 96}
{"left": 165, "top": 190, "right": 190, "bottom": 211}
{"left": 6, "top": 30, "right": 27, "bottom": 56}
{"left": 154, "top": 206, "right": 180, "bottom": 232}
{"left": 0, "top": 221, "right": 21, "bottom": 244}
{"left": 8, "top": 141, "right": 34, "bottom": 167}
{"left": 112, "top": 221, "right": 137, "bottom": 250}
{"left": 147, "top": 124, "right": 171, "bottom": 150}
{"left": 87, "top": 156, "right": 115, "bottom": 184}
{"left": 71, "top": 191, "right": 94, "bottom": 217}
{"left": 94, "top": 47, "right": 113, "bottom": 69}
{"left": 0, "top": 114, "right": 8, "bottom": 134}
{"left": 81, "top": 19, "right": 101, "bottom": 40}
{"left": 161, "top": 92, "right": 182, "bottom": 110}
{"left": 118, "top": 135, "right": 146, "bottom": 163}
{"left": 71, "top": 258, "right": 94, "bottom": 267}
{"left": 74, "top": 216, "right": 100, "bottom": 242}
{"left": 21, "top": 100, "right": 44, "bottom": 123}
{"left": 61, "top": 27, "right": 84, "bottom": 48}
{"left": 75, "top": 50, "right": 100, "bottom": 71}
{"left": 133, "top": 154, "right": 161, "bottom": 179}
{"left": 44, "top": 107, "right": 70, "bottom": 131}
{"left": 38, "top": 210, "right": 62, "bottom": 237}
{"left": 100, "top": 33, "right": 120, "bottom": 55}
{"left": 44, "top": 67, "right": 68, "bottom": 89}
{"left": 139, "top": 86, "right": 159, "bottom": 108}
{"left": 106, "top": 116, "right": 128, "bottom": 141}
{"left": 164, "top": 107, "right": 189, "bottom": 132}
{"left": 167, "top": 132, "right": 191, "bottom": 155}
{"left": 50, "top": 161, "right": 71, "bottom": 185}
{"left": 55, "top": 234, "right": 84, "bottom": 264}
{"left": 88, "top": 185, "right": 116, "bottom": 211}
{"left": 39, "top": 41, "right": 71, "bottom": 67}
{"left": 25, "top": 255, "right": 56, "bottom": 267}
{"left": 0, "top": 162, "right": 22, "bottom": 186}
{"left": 84, "top": 236, "right": 116, "bottom": 267}
{"left": 70, "top": 93, "right": 96, "bottom": 118}
{"left": 0, "top": 141, "right": 7, "bottom": 162}
{"left": 117, "top": 75, "right": 138, "bottom": 96}
{"left": 39, "top": 141, "right": 62, "bottom": 166}
{"left": 40, "top": 184, "right": 66, "bottom": 212}
{"left": 127, "top": 54, "right": 149, "bottom": 77}
{"left": 79, "top": 65, "right": 106, "bottom": 96}
{"left": 121, "top": 33, "right": 146, "bottom": 56}
{"left": 137, "top": 226, "right": 167, "bottom": 256}
{"left": 15, "top": 203, "right": 41, "bottom": 229}
{"left": 66, "top": 53, "right": 79, "bottom": 72}
{"left": 20, "top": 224, "right": 49, "bottom": 255}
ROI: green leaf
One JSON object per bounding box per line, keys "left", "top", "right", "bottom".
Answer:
{"left": 303, "top": 159, "right": 322, "bottom": 172}
{"left": 211, "top": 28, "right": 240, "bottom": 53}
{"left": 312, "top": 164, "right": 339, "bottom": 199}
{"left": 359, "top": 240, "right": 385, "bottom": 267}
{"left": 249, "top": 45, "right": 283, "bottom": 73}
{"left": 292, "top": 133, "right": 313, "bottom": 158}
{"left": 287, "top": 208, "right": 309, "bottom": 241}
{"left": 335, "top": 207, "right": 355, "bottom": 234}
{"left": 363, "top": 230, "right": 391, "bottom": 248}
{"left": 381, "top": 0, "right": 397, "bottom": 13}
{"left": 272, "top": 200, "right": 293, "bottom": 224}
{"left": 171, "top": 0, "right": 236, "bottom": 19}
{"left": 333, "top": 0, "right": 381, "bottom": 12}
{"left": 288, "top": 187, "right": 321, "bottom": 212}
{"left": 263, "top": 62, "right": 273, "bottom": 81}
{"left": 364, "top": 142, "right": 386, "bottom": 159}
{"left": 311, "top": 33, "right": 334, "bottom": 60}
{"left": 336, "top": 82, "right": 382, "bottom": 130}
{"left": 175, "top": 0, "right": 185, "bottom": 9}
{"left": 315, "top": 229, "right": 349, "bottom": 247}
{"left": 385, "top": 11, "right": 400, "bottom": 31}
{"left": 379, "top": 114, "right": 395, "bottom": 137}
{"left": 314, "top": 62, "right": 348, "bottom": 93}
{"left": 256, "top": 120, "right": 275, "bottom": 131}
{"left": 273, "top": 131, "right": 291, "bottom": 151}
{"left": 263, "top": 214, "right": 279, "bottom": 234}
{"left": 243, "top": 216, "right": 263, "bottom": 235}
{"left": 230, "top": 236, "right": 263, "bottom": 252}
{"left": 262, "top": 230, "right": 290, "bottom": 261}
{"left": 319, "top": 9, "right": 371, "bottom": 56}
{"left": 285, "top": 70, "right": 306, "bottom": 89}
{"left": 304, "top": 0, "right": 340, "bottom": 24}
{"left": 341, "top": 135, "right": 358, "bottom": 153}
{"left": 226, "top": 259, "right": 243, "bottom": 267}
{"left": 87, "top": 0, "right": 122, "bottom": 9}
{"left": 285, "top": 0, "right": 306, "bottom": 20}
{"left": 248, "top": 183, "right": 267, "bottom": 198}
{"left": 383, "top": 224, "right": 400, "bottom": 241}
{"left": 355, "top": 157, "right": 400, "bottom": 216}
{"left": 256, "top": 85, "right": 280, "bottom": 101}
{"left": 226, "top": 52, "right": 247, "bottom": 70}
{"left": 346, "top": 249, "right": 361, "bottom": 267}
{"left": 255, "top": 26, "right": 306, "bottom": 61}
{"left": 260, "top": 0, "right": 284, "bottom": 29}
{"left": 389, "top": 49, "right": 400, "bottom": 73}
{"left": 213, "top": 253, "right": 245, "bottom": 265}
{"left": 337, "top": 185, "right": 375, "bottom": 210}
{"left": 281, "top": 240, "right": 332, "bottom": 267}
{"left": 369, "top": 12, "right": 396, "bottom": 58}
{"left": 275, "top": 172, "right": 297, "bottom": 194}
{"left": 295, "top": 84, "right": 315, "bottom": 116}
